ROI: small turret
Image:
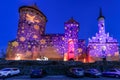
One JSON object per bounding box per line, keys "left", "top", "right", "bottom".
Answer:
{"left": 97, "top": 8, "right": 105, "bottom": 34}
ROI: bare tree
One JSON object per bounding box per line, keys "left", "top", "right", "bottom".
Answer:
{"left": 0, "top": 49, "right": 6, "bottom": 58}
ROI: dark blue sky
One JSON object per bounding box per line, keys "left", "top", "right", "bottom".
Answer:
{"left": 0, "top": 0, "right": 120, "bottom": 51}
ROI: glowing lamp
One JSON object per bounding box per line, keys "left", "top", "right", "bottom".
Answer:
{"left": 15, "top": 54, "right": 21, "bottom": 60}
{"left": 102, "top": 46, "right": 106, "bottom": 51}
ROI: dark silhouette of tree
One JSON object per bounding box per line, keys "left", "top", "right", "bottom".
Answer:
{"left": 0, "top": 49, "right": 6, "bottom": 58}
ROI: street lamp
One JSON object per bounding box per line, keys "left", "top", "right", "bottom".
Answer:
{"left": 102, "top": 46, "right": 106, "bottom": 61}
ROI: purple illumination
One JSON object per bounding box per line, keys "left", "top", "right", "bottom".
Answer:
{"left": 64, "top": 18, "right": 79, "bottom": 60}
{"left": 6, "top": 5, "right": 86, "bottom": 61}
{"left": 88, "top": 9, "right": 119, "bottom": 62}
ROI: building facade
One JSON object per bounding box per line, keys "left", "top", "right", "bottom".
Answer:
{"left": 88, "top": 9, "right": 119, "bottom": 62}
{"left": 6, "top": 5, "right": 86, "bottom": 61}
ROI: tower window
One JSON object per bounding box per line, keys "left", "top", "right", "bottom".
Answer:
{"left": 28, "top": 23, "right": 31, "bottom": 26}
{"left": 70, "top": 27, "right": 73, "bottom": 31}
{"left": 101, "top": 24, "right": 104, "bottom": 27}
{"left": 106, "top": 39, "right": 108, "bottom": 42}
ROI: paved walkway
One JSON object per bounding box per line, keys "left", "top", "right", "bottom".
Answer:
{"left": 1, "top": 75, "right": 120, "bottom": 80}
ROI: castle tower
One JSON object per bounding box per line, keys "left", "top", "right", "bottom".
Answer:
{"left": 18, "top": 4, "right": 47, "bottom": 42}
{"left": 6, "top": 4, "right": 47, "bottom": 60}
{"left": 88, "top": 8, "right": 119, "bottom": 62}
{"left": 64, "top": 18, "right": 79, "bottom": 61}
{"left": 98, "top": 8, "right": 105, "bottom": 34}
{"left": 97, "top": 8, "right": 106, "bottom": 43}
{"left": 17, "top": 4, "right": 47, "bottom": 59}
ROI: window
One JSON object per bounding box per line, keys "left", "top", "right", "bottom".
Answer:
{"left": 109, "top": 70, "right": 116, "bottom": 72}
{"left": 1, "top": 68, "right": 11, "bottom": 71}
{"left": 13, "top": 68, "right": 18, "bottom": 71}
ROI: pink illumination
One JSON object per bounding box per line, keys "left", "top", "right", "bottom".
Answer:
{"left": 83, "top": 58, "right": 86, "bottom": 63}
{"left": 68, "top": 39, "right": 75, "bottom": 60}
{"left": 15, "top": 54, "right": 21, "bottom": 60}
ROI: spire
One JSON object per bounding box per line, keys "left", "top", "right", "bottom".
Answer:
{"left": 97, "top": 8, "right": 105, "bottom": 20}
{"left": 31, "top": 3, "right": 39, "bottom": 10}
{"left": 69, "top": 17, "right": 75, "bottom": 23}
{"left": 99, "top": 8, "right": 103, "bottom": 17}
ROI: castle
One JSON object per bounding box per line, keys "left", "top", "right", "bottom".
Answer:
{"left": 88, "top": 9, "right": 119, "bottom": 62}
{"left": 6, "top": 5, "right": 86, "bottom": 61}
{"left": 6, "top": 5, "right": 119, "bottom": 62}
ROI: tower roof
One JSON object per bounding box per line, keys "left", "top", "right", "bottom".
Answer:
{"left": 31, "top": 3, "right": 39, "bottom": 10}
{"left": 97, "top": 8, "right": 105, "bottom": 20}
{"left": 65, "top": 17, "right": 79, "bottom": 24}
{"left": 19, "top": 4, "right": 47, "bottom": 19}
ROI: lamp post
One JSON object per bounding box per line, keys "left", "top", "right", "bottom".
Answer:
{"left": 102, "top": 46, "right": 106, "bottom": 62}
{"left": 101, "top": 46, "right": 107, "bottom": 72}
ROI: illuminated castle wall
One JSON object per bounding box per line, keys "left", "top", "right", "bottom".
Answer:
{"left": 6, "top": 5, "right": 86, "bottom": 61}
{"left": 88, "top": 9, "right": 119, "bottom": 62}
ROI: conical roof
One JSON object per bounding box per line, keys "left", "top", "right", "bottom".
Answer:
{"left": 19, "top": 3, "right": 47, "bottom": 19}
{"left": 65, "top": 17, "right": 79, "bottom": 24}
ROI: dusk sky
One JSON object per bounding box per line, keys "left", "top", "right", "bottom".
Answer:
{"left": 0, "top": 0, "right": 120, "bottom": 52}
